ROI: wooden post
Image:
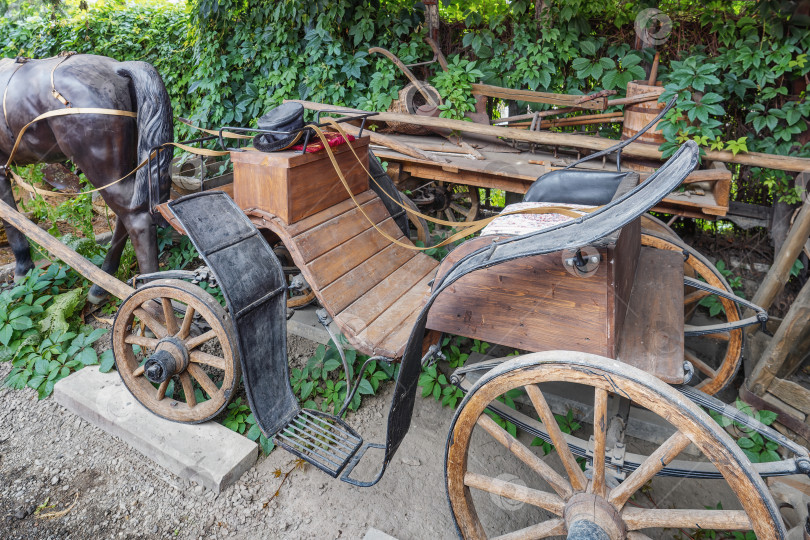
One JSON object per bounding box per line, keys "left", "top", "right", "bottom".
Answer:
{"left": 424, "top": 0, "right": 439, "bottom": 42}
{"left": 748, "top": 276, "right": 810, "bottom": 395}
{"left": 746, "top": 195, "right": 810, "bottom": 329}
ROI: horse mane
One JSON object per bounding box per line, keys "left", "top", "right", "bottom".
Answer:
{"left": 115, "top": 61, "right": 173, "bottom": 208}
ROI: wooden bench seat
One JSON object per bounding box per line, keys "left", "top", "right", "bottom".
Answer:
{"left": 247, "top": 190, "right": 439, "bottom": 358}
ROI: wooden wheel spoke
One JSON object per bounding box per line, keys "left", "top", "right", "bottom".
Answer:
{"left": 701, "top": 331, "right": 731, "bottom": 342}
{"left": 132, "top": 365, "right": 145, "bottom": 377}
{"left": 162, "top": 298, "right": 179, "bottom": 336}
{"left": 179, "top": 306, "right": 196, "bottom": 340}
{"left": 124, "top": 334, "right": 159, "bottom": 349}
{"left": 185, "top": 329, "right": 217, "bottom": 351}
{"left": 156, "top": 380, "right": 169, "bottom": 401}
{"left": 464, "top": 471, "right": 565, "bottom": 515}
{"left": 590, "top": 387, "right": 608, "bottom": 497}
{"left": 476, "top": 414, "right": 573, "bottom": 500}
{"left": 608, "top": 431, "right": 690, "bottom": 509}
{"left": 684, "top": 289, "right": 711, "bottom": 306}
{"left": 525, "top": 384, "right": 588, "bottom": 492}
{"left": 190, "top": 350, "right": 227, "bottom": 370}
{"left": 133, "top": 308, "right": 168, "bottom": 339}
{"left": 492, "top": 518, "right": 566, "bottom": 540}
{"left": 179, "top": 373, "right": 197, "bottom": 409}
{"left": 627, "top": 533, "right": 654, "bottom": 540}
{"left": 685, "top": 350, "right": 718, "bottom": 378}
{"left": 187, "top": 363, "right": 219, "bottom": 398}
{"left": 622, "top": 508, "right": 752, "bottom": 531}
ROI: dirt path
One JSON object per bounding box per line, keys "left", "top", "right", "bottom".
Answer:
{"left": 0, "top": 334, "right": 754, "bottom": 540}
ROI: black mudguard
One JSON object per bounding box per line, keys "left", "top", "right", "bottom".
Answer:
{"left": 168, "top": 193, "right": 299, "bottom": 436}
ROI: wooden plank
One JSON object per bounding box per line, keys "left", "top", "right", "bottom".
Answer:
{"left": 373, "top": 303, "right": 430, "bottom": 357}
{"left": 283, "top": 189, "right": 376, "bottom": 237}
{"left": 292, "top": 100, "right": 810, "bottom": 173}
{"left": 336, "top": 254, "right": 438, "bottom": 335}
{"left": 353, "top": 273, "right": 435, "bottom": 355}
{"left": 769, "top": 378, "right": 810, "bottom": 415}
{"left": 470, "top": 83, "right": 607, "bottom": 110}
{"left": 427, "top": 235, "right": 612, "bottom": 356}
{"left": 617, "top": 247, "right": 685, "bottom": 384}
{"left": 303, "top": 217, "right": 408, "bottom": 290}
{"left": 319, "top": 242, "right": 416, "bottom": 314}
{"left": 293, "top": 197, "right": 392, "bottom": 263}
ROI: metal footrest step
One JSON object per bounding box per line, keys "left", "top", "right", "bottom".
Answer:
{"left": 275, "top": 409, "right": 362, "bottom": 477}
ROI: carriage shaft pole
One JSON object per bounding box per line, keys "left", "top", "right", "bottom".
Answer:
{"left": 0, "top": 198, "right": 134, "bottom": 300}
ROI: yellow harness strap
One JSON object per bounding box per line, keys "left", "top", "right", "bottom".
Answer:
{"left": 307, "top": 121, "right": 594, "bottom": 251}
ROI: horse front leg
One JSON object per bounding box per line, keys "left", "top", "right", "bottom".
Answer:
{"left": 0, "top": 167, "right": 35, "bottom": 281}
{"left": 124, "top": 210, "right": 159, "bottom": 276}
{"left": 87, "top": 219, "right": 130, "bottom": 304}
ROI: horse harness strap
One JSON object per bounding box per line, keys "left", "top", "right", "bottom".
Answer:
{"left": 50, "top": 52, "right": 77, "bottom": 108}
{"left": 2, "top": 58, "right": 28, "bottom": 132}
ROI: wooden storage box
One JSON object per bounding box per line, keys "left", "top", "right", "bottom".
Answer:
{"left": 426, "top": 219, "right": 640, "bottom": 358}
{"left": 232, "top": 136, "right": 370, "bottom": 224}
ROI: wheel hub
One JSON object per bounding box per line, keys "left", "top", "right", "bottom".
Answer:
{"left": 563, "top": 492, "right": 625, "bottom": 540}
{"left": 143, "top": 336, "right": 189, "bottom": 384}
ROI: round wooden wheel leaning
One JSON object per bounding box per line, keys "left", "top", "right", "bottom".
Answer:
{"left": 443, "top": 184, "right": 481, "bottom": 223}
{"left": 400, "top": 192, "right": 432, "bottom": 247}
{"left": 113, "top": 279, "right": 240, "bottom": 423}
{"left": 445, "top": 351, "right": 785, "bottom": 539}
{"left": 641, "top": 231, "right": 743, "bottom": 395}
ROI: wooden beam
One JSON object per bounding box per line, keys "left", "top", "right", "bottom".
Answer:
{"left": 747, "top": 196, "right": 810, "bottom": 324}
{"left": 0, "top": 198, "right": 134, "bottom": 300}
{"left": 470, "top": 83, "right": 607, "bottom": 110}
{"left": 748, "top": 276, "right": 810, "bottom": 395}
{"left": 289, "top": 100, "right": 810, "bottom": 173}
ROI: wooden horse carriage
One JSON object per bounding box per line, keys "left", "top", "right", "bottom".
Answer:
{"left": 0, "top": 104, "right": 808, "bottom": 537}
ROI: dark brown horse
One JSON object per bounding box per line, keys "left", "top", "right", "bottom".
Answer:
{"left": 0, "top": 54, "right": 173, "bottom": 302}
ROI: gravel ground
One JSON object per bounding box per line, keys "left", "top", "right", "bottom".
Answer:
{"left": 0, "top": 330, "right": 792, "bottom": 540}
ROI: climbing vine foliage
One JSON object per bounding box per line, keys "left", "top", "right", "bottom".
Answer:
{"left": 0, "top": 1, "right": 809, "bottom": 202}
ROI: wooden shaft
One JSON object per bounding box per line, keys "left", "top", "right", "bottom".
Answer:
{"left": 290, "top": 100, "right": 810, "bottom": 172}
{"left": 747, "top": 196, "right": 810, "bottom": 323}
{"left": 748, "top": 276, "right": 810, "bottom": 395}
{"left": 368, "top": 47, "right": 438, "bottom": 107}
{"left": 0, "top": 198, "right": 134, "bottom": 300}
{"left": 337, "top": 122, "right": 433, "bottom": 161}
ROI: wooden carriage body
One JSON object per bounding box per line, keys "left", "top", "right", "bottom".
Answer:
{"left": 161, "top": 136, "right": 689, "bottom": 385}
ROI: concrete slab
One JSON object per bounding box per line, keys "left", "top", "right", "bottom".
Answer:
{"left": 287, "top": 305, "right": 338, "bottom": 345}
{"left": 362, "top": 528, "right": 399, "bottom": 540}
{"left": 54, "top": 366, "right": 257, "bottom": 493}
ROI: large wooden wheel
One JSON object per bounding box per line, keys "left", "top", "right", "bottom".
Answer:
{"left": 443, "top": 184, "right": 481, "bottom": 223}
{"left": 446, "top": 351, "right": 784, "bottom": 539}
{"left": 400, "top": 192, "right": 432, "bottom": 247}
{"left": 113, "top": 279, "right": 240, "bottom": 423}
{"left": 641, "top": 232, "right": 743, "bottom": 395}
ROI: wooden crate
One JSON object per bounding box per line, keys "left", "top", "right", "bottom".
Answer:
{"left": 232, "top": 136, "right": 370, "bottom": 225}
{"left": 426, "top": 219, "right": 640, "bottom": 359}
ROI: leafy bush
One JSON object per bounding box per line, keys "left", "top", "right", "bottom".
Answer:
{"left": 0, "top": 264, "right": 108, "bottom": 398}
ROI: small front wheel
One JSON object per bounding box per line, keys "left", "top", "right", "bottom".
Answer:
{"left": 112, "top": 279, "right": 240, "bottom": 423}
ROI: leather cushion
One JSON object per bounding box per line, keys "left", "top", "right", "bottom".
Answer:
{"left": 523, "top": 169, "right": 635, "bottom": 206}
